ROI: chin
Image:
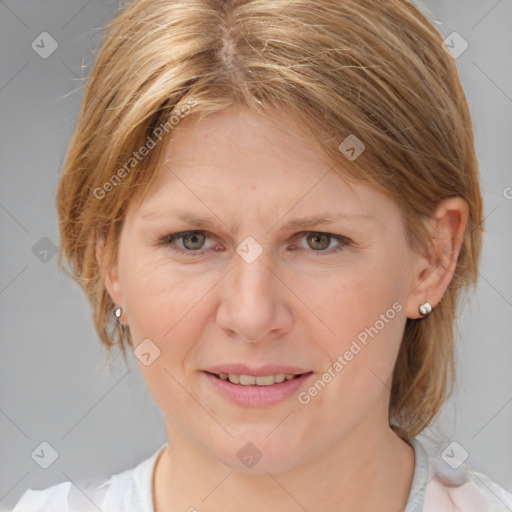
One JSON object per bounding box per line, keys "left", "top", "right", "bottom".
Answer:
{"left": 209, "top": 435, "right": 306, "bottom": 474}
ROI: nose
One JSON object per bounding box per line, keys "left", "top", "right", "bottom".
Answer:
{"left": 215, "top": 250, "right": 294, "bottom": 343}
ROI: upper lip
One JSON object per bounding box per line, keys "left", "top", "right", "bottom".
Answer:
{"left": 204, "top": 364, "right": 312, "bottom": 377}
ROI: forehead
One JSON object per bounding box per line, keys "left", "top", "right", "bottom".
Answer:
{"left": 129, "top": 108, "right": 400, "bottom": 229}
{"left": 162, "top": 108, "right": 328, "bottom": 178}
{"left": 143, "top": 109, "right": 340, "bottom": 197}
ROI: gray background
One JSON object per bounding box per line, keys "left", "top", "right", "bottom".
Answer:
{"left": 1, "top": 0, "right": 511, "bottom": 509}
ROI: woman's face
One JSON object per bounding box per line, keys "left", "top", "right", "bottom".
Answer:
{"left": 108, "top": 108, "right": 420, "bottom": 471}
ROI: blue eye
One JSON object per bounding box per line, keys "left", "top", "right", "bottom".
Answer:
{"left": 160, "top": 230, "right": 350, "bottom": 257}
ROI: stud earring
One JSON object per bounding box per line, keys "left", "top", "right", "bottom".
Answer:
{"left": 418, "top": 302, "right": 432, "bottom": 316}
{"left": 112, "top": 306, "right": 122, "bottom": 322}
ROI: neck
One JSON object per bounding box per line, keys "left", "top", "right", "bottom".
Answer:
{"left": 153, "top": 416, "right": 415, "bottom": 512}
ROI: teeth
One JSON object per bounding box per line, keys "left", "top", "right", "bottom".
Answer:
{"left": 217, "top": 373, "right": 299, "bottom": 385}
{"left": 228, "top": 373, "right": 240, "bottom": 384}
{"left": 239, "top": 374, "right": 256, "bottom": 385}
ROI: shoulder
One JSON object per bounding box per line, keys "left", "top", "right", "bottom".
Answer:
{"left": 421, "top": 445, "right": 512, "bottom": 511}
{"left": 12, "top": 444, "right": 166, "bottom": 512}
{"left": 12, "top": 481, "right": 73, "bottom": 511}
{"left": 11, "top": 479, "right": 110, "bottom": 512}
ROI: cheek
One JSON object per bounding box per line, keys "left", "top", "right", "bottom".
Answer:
{"left": 296, "top": 252, "right": 407, "bottom": 397}
{"left": 121, "top": 259, "right": 176, "bottom": 339}
{"left": 117, "top": 255, "right": 213, "bottom": 409}
{"left": 301, "top": 257, "right": 405, "bottom": 348}
{"left": 118, "top": 250, "right": 221, "bottom": 355}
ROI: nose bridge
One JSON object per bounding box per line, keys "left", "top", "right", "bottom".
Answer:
{"left": 232, "top": 248, "right": 276, "bottom": 310}
{"left": 216, "top": 246, "right": 290, "bottom": 341}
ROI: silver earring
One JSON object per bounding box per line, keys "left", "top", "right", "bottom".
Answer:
{"left": 419, "top": 302, "right": 432, "bottom": 316}
{"left": 113, "top": 306, "right": 122, "bottom": 322}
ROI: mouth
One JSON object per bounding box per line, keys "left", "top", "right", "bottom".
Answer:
{"left": 205, "top": 371, "right": 312, "bottom": 386}
{"left": 202, "top": 368, "right": 314, "bottom": 406}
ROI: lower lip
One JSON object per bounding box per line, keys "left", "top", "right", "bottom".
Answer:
{"left": 203, "top": 371, "right": 314, "bottom": 406}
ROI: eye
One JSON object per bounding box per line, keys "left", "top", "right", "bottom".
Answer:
{"left": 159, "top": 230, "right": 351, "bottom": 257}
{"left": 160, "top": 230, "right": 216, "bottom": 256}
{"left": 178, "top": 232, "right": 206, "bottom": 250}
{"left": 292, "top": 231, "right": 351, "bottom": 255}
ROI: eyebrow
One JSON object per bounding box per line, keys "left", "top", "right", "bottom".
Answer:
{"left": 277, "top": 212, "right": 374, "bottom": 231}
{"left": 141, "top": 210, "right": 374, "bottom": 232}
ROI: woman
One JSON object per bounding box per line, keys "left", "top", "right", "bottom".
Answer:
{"left": 12, "top": 0, "right": 512, "bottom": 510}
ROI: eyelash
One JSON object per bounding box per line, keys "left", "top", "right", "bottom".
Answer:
{"left": 159, "top": 230, "right": 351, "bottom": 257}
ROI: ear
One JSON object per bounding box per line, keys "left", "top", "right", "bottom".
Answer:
{"left": 96, "top": 235, "right": 125, "bottom": 322}
{"left": 405, "top": 197, "right": 469, "bottom": 319}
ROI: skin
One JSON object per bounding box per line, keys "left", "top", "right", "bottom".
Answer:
{"left": 97, "top": 108, "right": 468, "bottom": 512}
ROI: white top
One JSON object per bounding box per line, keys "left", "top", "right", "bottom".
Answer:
{"left": 11, "top": 438, "right": 512, "bottom": 511}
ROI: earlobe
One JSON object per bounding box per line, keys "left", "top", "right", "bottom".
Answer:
{"left": 405, "top": 197, "right": 469, "bottom": 319}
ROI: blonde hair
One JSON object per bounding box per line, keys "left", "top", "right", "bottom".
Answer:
{"left": 56, "top": 0, "right": 483, "bottom": 440}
